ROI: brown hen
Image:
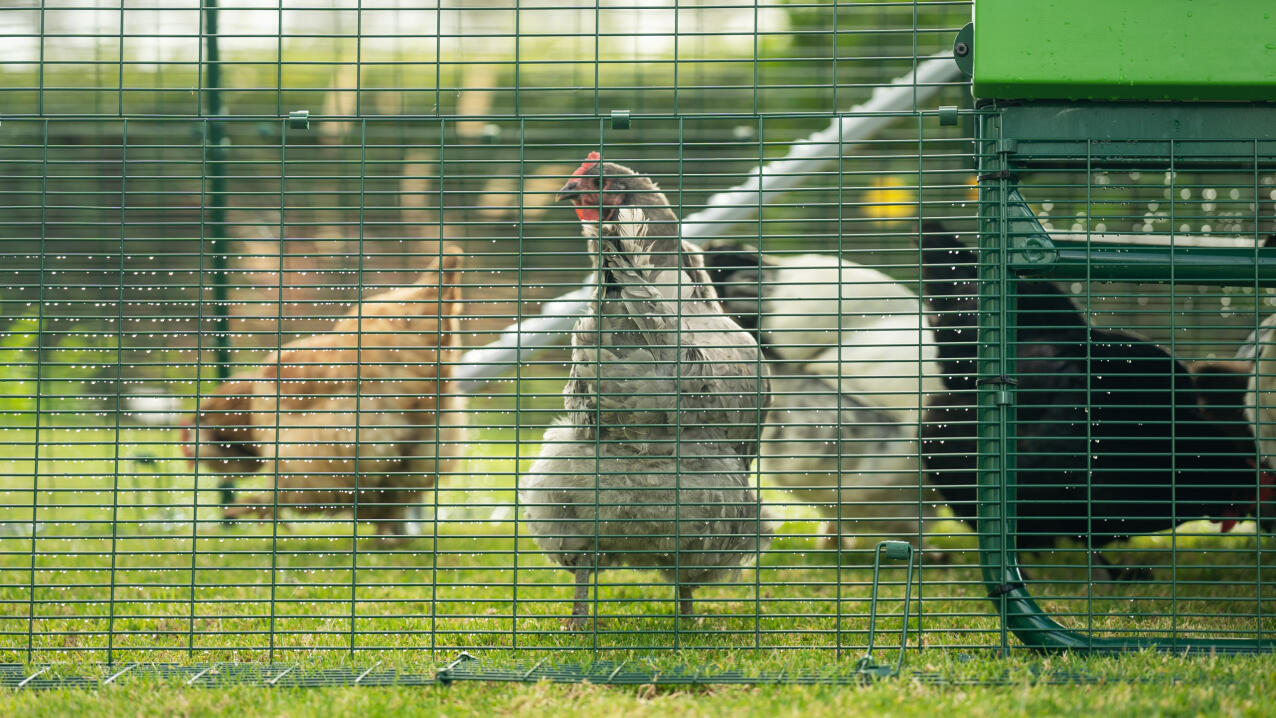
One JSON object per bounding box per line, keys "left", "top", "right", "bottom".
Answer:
{"left": 185, "top": 247, "right": 466, "bottom": 538}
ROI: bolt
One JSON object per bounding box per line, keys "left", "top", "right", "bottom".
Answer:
{"left": 954, "top": 41, "right": 969, "bottom": 57}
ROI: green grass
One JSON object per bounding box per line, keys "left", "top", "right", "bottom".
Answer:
{"left": 0, "top": 425, "right": 990, "bottom": 662}
{"left": 1, "top": 653, "right": 1272, "bottom": 718}
{"left": 0, "top": 420, "right": 1273, "bottom": 713}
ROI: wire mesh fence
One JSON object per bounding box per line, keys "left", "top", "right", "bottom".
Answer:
{"left": 0, "top": 0, "right": 1273, "bottom": 673}
{"left": 968, "top": 104, "right": 1276, "bottom": 653}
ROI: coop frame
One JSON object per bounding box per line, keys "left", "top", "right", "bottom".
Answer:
{"left": 974, "top": 102, "right": 1276, "bottom": 653}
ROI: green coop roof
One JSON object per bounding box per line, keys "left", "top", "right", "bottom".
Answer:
{"left": 972, "top": 0, "right": 1276, "bottom": 102}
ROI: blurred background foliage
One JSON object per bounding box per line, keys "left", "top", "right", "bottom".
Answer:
{"left": 0, "top": 0, "right": 1273, "bottom": 422}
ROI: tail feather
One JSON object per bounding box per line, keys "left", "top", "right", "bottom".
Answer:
{"left": 919, "top": 224, "right": 977, "bottom": 312}
{"left": 698, "top": 239, "right": 764, "bottom": 333}
{"left": 919, "top": 224, "right": 1090, "bottom": 392}
{"left": 919, "top": 225, "right": 979, "bottom": 391}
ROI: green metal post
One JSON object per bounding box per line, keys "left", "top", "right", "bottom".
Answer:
{"left": 203, "top": 0, "right": 234, "bottom": 510}
{"left": 975, "top": 113, "right": 1023, "bottom": 655}
{"left": 203, "top": 0, "right": 231, "bottom": 381}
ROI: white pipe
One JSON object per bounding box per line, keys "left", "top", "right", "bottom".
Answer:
{"left": 453, "top": 54, "right": 963, "bottom": 394}
{"left": 1050, "top": 232, "right": 1260, "bottom": 248}
{"left": 452, "top": 284, "right": 594, "bottom": 394}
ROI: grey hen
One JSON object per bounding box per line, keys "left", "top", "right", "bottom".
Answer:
{"left": 520, "top": 153, "right": 770, "bottom": 627}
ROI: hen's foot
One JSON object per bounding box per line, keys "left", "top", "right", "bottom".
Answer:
{"left": 564, "top": 614, "right": 596, "bottom": 631}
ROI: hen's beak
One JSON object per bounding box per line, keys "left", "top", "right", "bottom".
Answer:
{"left": 555, "top": 178, "right": 582, "bottom": 203}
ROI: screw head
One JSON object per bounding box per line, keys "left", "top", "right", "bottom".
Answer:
{"left": 954, "top": 41, "right": 969, "bottom": 57}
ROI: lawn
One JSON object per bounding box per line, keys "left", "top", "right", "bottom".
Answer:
{"left": 0, "top": 415, "right": 1273, "bottom": 713}
{"left": 1, "top": 652, "right": 1271, "bottom": 718}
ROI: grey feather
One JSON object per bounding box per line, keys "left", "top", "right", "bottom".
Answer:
{"left": 521, "top": 167, "right": 771, "bottom": 622}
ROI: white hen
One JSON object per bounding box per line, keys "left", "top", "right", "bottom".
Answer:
{"left": 702, "top": 240, "right": 945, "bottom": 552}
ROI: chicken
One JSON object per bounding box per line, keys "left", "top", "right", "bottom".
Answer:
{"left": 184, "top": 248, "right": 466, "bottom": 538}
{"left": 520, "top": 154, "right": 770, "bottom": 626}
{"left": 918, "top": 229, "right": 1271, "bottom": 579}
{"left": 1240, "top": 314, "right": 1276, "bottom": 460}
{"left": 1228, "top": 314, "right": 1276, "bottom": 531}
{"left": 700, "top": 240, "right": 945, "bottom": 553}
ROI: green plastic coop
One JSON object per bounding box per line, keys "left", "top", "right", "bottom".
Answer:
{"left": 968, "top": 0, "right": 1276, "bottom": 652}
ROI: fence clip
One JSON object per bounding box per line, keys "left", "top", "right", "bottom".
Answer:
{"left": 987, "top": 581, "right": 1026, "bottom": 598}
{"left": 854, "top": 540, "right": 916, "bottom": 680}
{"left": 976, "top": 170, "right": 1018, "bottom": 183}
{"left": 976, "top": 375, "right": 1017, "bottom": 406}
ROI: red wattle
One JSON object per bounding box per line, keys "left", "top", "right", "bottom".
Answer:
{"left": 1216, "top": 469, "right": 1276, "bottom": 532}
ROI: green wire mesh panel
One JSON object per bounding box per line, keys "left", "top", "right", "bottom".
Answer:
{"left": 0, "top": 0, "right": 1271, "bottom": 680}
{"left": 966, "top": 103, "right": 1276, "bottom": 652}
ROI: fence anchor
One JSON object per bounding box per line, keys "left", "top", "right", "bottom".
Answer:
{"left": 854, "top": 541, "right": 916, "bottom": 680}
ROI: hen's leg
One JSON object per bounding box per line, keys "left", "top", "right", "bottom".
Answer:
{"left": 223, "top": 495, "right": 274, "bottom": 522}
{"left": 678, "top": 584, "right": 695, "bottom": 621}
{"left": 819, "top": 521, "right": 846, "bottom": 552}
{"left": 365, "top": 488, "right": 416, "bottom": 543}
{"left": 567, "top": 568, "right": 592, "bottom": 630}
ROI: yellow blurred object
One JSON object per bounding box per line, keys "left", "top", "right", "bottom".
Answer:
{"left": 863, "top": 176, "right": 917, "bottom": 220}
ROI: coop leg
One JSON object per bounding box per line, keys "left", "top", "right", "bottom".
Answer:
{"left": 567, "top": 568, "right": 591, "bottom": 629}
{"left": 678, "top": 584, "right": 694, "bottom": 621}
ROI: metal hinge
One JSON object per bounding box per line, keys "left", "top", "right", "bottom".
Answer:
{"left": 976, "top": 374, "right": 1017, "bottom": 405}
{"left": 976, "top": 170, "right": 1019, "bottom": 183}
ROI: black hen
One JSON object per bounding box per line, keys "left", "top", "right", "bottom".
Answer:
{"left": 918, "top": 228, "right": 1269, "bottom": 577}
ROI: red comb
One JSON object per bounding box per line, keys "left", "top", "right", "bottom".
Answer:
{"left": 572, "top": 151, "right": 602, "bottom": 176}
